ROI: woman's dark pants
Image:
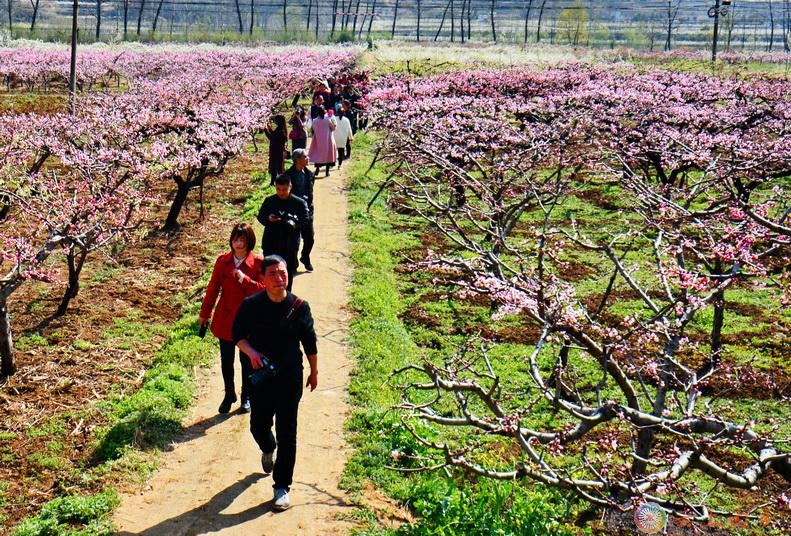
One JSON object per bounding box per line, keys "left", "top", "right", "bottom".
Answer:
{"left": 219, "top": 339, "right": 252, "bottom": 402}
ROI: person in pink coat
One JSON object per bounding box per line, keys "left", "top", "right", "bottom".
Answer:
{"left": 199, "top": 223, "right": 266, "bottom": 414}
{"left": 308, "top": 106, "right": 336, "bottom": 177}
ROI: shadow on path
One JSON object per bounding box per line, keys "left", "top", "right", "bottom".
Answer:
{"left": 114, "top": 473, "right": 268, "bottom": 535}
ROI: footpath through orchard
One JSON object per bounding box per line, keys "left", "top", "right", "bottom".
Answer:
{"left": 113, "top": 161, "right": 356, "bottom": 534}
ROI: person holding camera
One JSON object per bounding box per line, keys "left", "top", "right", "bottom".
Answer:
{"left": 199, "top": 223, "right": 266, "bottom": 414}
{"left": 233, "top": 254, "right": 318, "bottom": 511}
{"left": 256, "top": 175, "right": 310, "bottom": 291}
{"left": 279, "top": 148, "right": 316, "bottom": 272}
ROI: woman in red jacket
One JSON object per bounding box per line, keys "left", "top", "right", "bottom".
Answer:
{"left": 199, "top": 223, "right": 266, "bottom": 414}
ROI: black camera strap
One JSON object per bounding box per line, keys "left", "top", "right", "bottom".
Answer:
{"left": 284, "top": 296, "right": 304, "bottom": 325}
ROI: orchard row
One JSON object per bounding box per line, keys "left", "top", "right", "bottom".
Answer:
{"left": 0, "top": 45, "right": 363, "bottom": 376}
{"left": 366, "top": 65, "right": 791, "bottom": 524}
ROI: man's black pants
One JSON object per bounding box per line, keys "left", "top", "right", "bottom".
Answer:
{"left": 249, "top": 371, "right": 304, "bottom": 492}
{"left": 300, "top": 219, "right": 314, "bottom": 265}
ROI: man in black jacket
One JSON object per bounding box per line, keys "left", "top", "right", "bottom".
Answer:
{"left": 256, "top": 176, "right": 310, "bottom": 290}
{"left": 280, "top": 149, "right": 316, "bottom": 272}
{"left": 233, "top": 255, "right": 318, "bottom": 511}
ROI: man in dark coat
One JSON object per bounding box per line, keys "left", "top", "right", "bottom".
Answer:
{"left": 233, "top": 254, "right": 318, "bottom": 511}
{"left": 256, "top": 176, "right": 310, "bottom": 290}
{"left": 280, "top": 148, "right": 316, "bottom": 272}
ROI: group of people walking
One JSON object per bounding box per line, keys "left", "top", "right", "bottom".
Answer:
{"left": 196, "top": 76, "right": 363, "bottom": 513}
{"left": 263, "top": 78, "right": 361, "bottom": 184}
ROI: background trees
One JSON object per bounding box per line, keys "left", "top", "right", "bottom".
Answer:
{"left": 2, "top": 1, "right": 790, "bottom": 53}
{"left": 0, "top": 45, "right": 361, "bottom": 376}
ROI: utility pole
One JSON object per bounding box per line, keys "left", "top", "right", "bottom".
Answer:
{"left": 69, "top": 0, "right": 78, "bottom": 114}
{"left": 708, "top": 0, "right": 732, "bottom": 61}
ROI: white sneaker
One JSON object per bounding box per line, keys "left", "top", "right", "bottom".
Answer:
{"left": 273, "top": 488, "right": 290, "bottom": 511}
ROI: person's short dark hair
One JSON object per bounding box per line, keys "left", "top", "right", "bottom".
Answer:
{"left": 229, "top": 223, "right": 256, "bottom": 252}
{"left": 262, "top": 254, "right": 287, "bottom": 273}
{"left": 275, "top": 174, "right": 291, "bottom": 186}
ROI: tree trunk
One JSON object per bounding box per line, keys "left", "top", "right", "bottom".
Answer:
{"left": 466, "top": 0, "right": 471, "bottom": 40}
{"left": 307, "top": 0, "right": 312, "bottom": 30}
{"left": 459, "top": 0, "right": 465, "bottom": 42}
{"left": 29, "top": 0, "right": 40, "bottom": 32}
{"left": 56, "top": 247, "right": 88, "bottom": 317}
{"left": 536, "top": 0, "right": 547, "bottom": 43}
{"left": 391, "top": 0, "right": 399, "bottom": 38}
{"left": 0, "top": 193, "right": 9, "bottom": 221}
{"left": 123, "top": 0, "right": 129, "bottom": 38}
{"left": 435, "top": 0, "right": 451, "bottom": 41}
{"left": 234, "top": 0, "right": 243, "bottom": 33}
{"left": 358, "top": 5, "right": 368, "bottom": 39}
{"left": 136, "top": 0, "right": 146, "bottom": 35}
{"left": 767, "top": 0, "right": 774, "bottom": 51}
{"left": 352, "top": 0, "right": 362, "bottom": 35}
{"left": 523, "top": 0, "right": 533, "bottom": 45}
{"left": 366, "top": 0, "right": 376, "bottom": 38}
{"left": 449, "top": 0, "right": 454, "bottom": 41}
{"left": 152, "top": 0, "right": 164, "bottom": 32}
{"left": 282, "top": 0, "right": 287, "bottom": 32}
{"left": 0, "top": 298, "right": 14, "bottom": 377}
{"left": 314, "top": 0, "right": 318, "bottom": 40}
{"left": 726, "top": 3, "right": 736, "bottom": 50}
{"left": 331, "top": 0, "right": 338, "bottom": 36}
{"left": 164, "top": 177, "right": 191, "bottom": 231}
{"left": 95, "top": 0, "right": 102, "bottom": 39}
{"left": 7, "top": 0, "right": 12, "bottom": 36}
{"left": 490, "top": 0, "right": 496, "bottom": 42}
{"left": 249, "top": 0, "right": 254, "bottom": 34}
{"left": 416, "top": 0, "right": 421, "bottom": 41}
{"left": 709, "top": 290, "right": 725, "bottom": 371}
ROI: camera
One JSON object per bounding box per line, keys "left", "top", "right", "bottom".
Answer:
{"left": 248, "top": 355, "right": 278, "bottom": 387}
{"left": 198, "top": 323, "right": 209, "bottom": 338}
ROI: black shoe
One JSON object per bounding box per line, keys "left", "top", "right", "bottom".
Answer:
{"left": 239, "top": 399, "right": 250, "bottom": 413}
{"left": 218, "top": 395, "right": 237, "bottom": 414}
{"left": 261, "top": 451, "right": 275, "bottom": 474}
{"left": 300, "top": 258, "right": 313, "bottom": 272}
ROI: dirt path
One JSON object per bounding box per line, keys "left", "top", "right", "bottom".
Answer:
{"left": 113, "top": 163, "right": 357, "bottom": 535}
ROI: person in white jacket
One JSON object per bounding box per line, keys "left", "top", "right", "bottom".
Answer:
{"left": 332, "top": 109, "right": 354, "bottom": 169}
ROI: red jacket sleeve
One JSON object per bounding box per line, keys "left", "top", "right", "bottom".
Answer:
{"left": 239, "top": 254, "right": 266, "bottom": 294}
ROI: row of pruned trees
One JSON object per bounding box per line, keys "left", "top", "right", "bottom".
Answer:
{"left": 366, "top": 65, "right": 791, "bottom": 528}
